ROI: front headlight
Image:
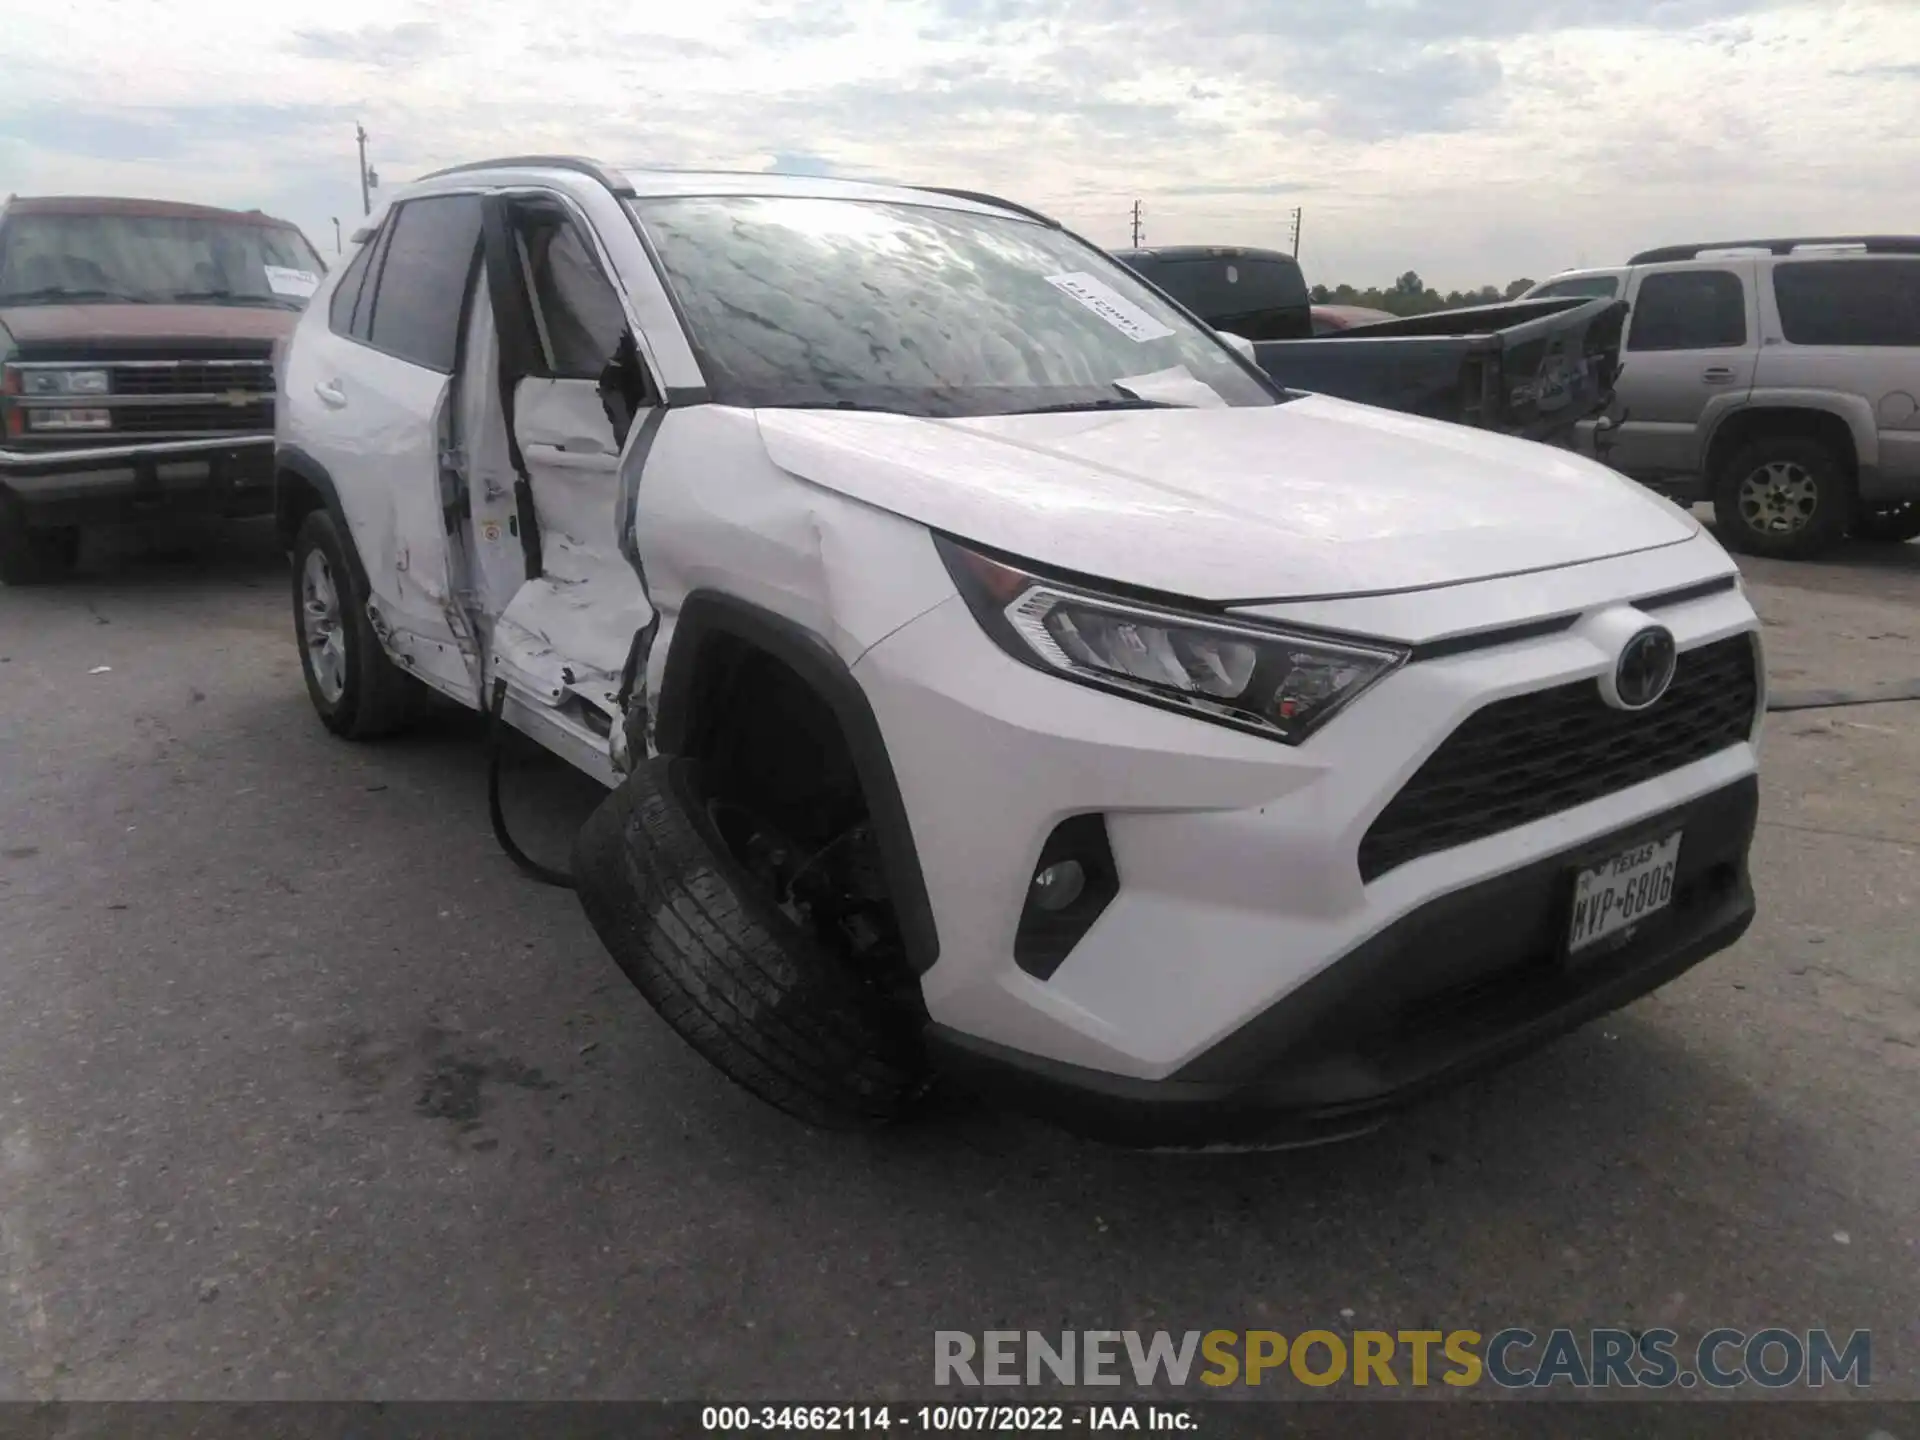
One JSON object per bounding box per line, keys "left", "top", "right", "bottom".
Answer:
{"left": 937, "top": 537, "right": 1408, "bottom": 744}
{"left": 20, "top": 368, "right": 109, "bottom": 396}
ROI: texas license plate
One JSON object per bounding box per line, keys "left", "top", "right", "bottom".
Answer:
{"left": 1567, "top": 831, "right": 1682, "bottom": 955}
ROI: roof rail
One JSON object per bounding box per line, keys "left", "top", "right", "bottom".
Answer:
{"left": 414, "top": 155, "right": 636, "bottom": 198}
{"left": 909, "top": 185, "right": 1060, "bottom": 227}
{"left": 1629, "top": 235, "right": 1920, "bottom": 264}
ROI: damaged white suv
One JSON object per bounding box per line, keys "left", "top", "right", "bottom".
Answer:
{"left": 275, "top": 157, "right": 1766, "bottom": 1147}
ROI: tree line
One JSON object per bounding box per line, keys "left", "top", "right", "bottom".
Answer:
{"left": 1310, "top": 272, "right": 1538, "bottom": 316}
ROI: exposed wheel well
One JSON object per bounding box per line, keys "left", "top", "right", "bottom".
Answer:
{"left": 1705, "top": 407, "right": 1858, "bottom": 490}
{"left": 667, "top": 631, "right": 930, "bottom": 1015}
{"left": 653, "top": 592, "right": 942, "bottom": 980}
{"left": 676, "top": 634, "right": 869, "bottom": 854}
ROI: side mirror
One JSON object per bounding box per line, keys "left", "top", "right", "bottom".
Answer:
{"left": 1220, "top": 331, "right": 1258, "bottom": 363}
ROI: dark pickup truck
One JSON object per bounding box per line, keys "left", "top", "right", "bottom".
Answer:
{"left": 1114, "top": 246, "right": 1628, "bottom": 446}
{"left": 0, "top": 195, "right": 325, "bottom": 584}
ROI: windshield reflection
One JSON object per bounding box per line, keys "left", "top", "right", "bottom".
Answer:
{"left": 631, "top": 195, "right": 1276, "bottom": 418}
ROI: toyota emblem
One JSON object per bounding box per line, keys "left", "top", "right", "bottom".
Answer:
{"left": 1611, "top": 626, "right": 1677, "bottom": 710}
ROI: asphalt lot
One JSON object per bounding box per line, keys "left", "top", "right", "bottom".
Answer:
{"left": 0, "top": 518, "right": 1914, "bottom": 1406}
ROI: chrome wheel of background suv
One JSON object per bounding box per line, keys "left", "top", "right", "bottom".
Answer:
{"left": 1737, "top": 459, "right": 1819, "bottom": 536}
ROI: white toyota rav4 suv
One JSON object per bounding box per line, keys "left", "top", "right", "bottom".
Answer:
{"left": 275, "top": 157, "right": 1765, "bottom": 1147}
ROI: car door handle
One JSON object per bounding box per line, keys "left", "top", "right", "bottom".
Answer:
{"left": 1701, "top": 367, "right": 1737, "bottom": 384}
{"left": 314, "top": 380, "right": 348, "bottom": 408}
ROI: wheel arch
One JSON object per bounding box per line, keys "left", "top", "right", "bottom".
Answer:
{"left": 275, "top": 445, "right": 376, "bottom": 599}
{"left": 1703, "top": 397, "right": 1872, "bottom": 490}
{"left": 652, "top": 589, "right": 940, "bottom": 977}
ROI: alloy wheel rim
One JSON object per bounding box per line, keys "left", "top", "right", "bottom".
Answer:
{"left": 301, "top": 549, "right": 348, "bottom": 704}
{"left": 1736, "top": 460, "right": 1818, "bottom": 536}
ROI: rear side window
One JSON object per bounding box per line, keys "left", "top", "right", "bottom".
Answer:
{"left": 1131, "top": 256, "right": 1311, "bottom": 341}
{"left": 1774, "top": 260, "right": 1920, "bottom": 347}
{"left": 364, "top": 195, "right": 484, "bottom": 372}
{"left": 1533, "top": 275, "right": 1620, "bottom": 300}
{"left": 327, "top": 234, "right": 378, "bottom": 338}
{"left": 1628, "top": 269, "right": 1746, "bottom": 351}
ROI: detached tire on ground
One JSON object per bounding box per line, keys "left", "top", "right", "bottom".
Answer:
{"left": 572, "top": 756, "right": 930, "bottom": 1128}
{"left": 1853, "top": 502, "right": 1920, "bottom": 544}
{"left": 0, "top": 499, "right": 79, "bottom": 587}
{"left": 1712, "top": 435, "right": 1853, "bottom": 560}
{"left": 290, "top": 508, "right": 423, "bottom": 739}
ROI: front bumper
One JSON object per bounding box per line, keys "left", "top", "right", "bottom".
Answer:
{"left": 854, "top": 533, "right": 1762, "bottom": 1096}
{"left": 0, "top": 434, "right": 275, "bottom": 524}
{"left": 928, "top": 775, "right": 1756, "bottom": 1148}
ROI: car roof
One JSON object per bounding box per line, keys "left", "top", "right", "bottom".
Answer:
{"left": 404, "top": 156, "right": 1052, "bottom": 224}
{"left": 1, "top": 194, "right": 304, "bottom": 229}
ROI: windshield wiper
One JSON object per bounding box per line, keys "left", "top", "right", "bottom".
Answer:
{"left": 0, "top": 285, "right": 147, "bottom": 304}
{"left": 170, "top": 289, "right": 297, "bottom": 308}
{"left": 1011, "top": 395, "right": 1189, "bottom": 415}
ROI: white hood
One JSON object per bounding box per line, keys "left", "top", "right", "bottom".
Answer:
{"left": 753, "top": 394, "right": 1698, "bottom": 602}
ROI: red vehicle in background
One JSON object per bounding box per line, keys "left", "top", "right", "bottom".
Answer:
{"left": 0, "top": 195, "right": 325, "bottom": 584}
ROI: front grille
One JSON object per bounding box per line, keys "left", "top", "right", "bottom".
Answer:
{"left": 112, "top": 400, "right": 274, "bottom": 434}
{"left": 109, "top": 360, "right": 273, "bottom": 397}
{"left": 1358, "top": 634, "right": 1759, "bottom": 882}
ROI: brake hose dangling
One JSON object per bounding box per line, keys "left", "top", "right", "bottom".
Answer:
{"left": 487, "top": 677, "right": 576, "bottom": 889}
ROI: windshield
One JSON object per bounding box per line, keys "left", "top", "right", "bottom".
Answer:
{"left": 630, "top": 195, "right": 1278, "bottom": 416}
{"left": 0, "top": 213, "right": 325, "bottom": 308}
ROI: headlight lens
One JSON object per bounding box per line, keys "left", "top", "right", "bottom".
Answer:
{"left": 21, "top": 368, "right": 110, "bottom": 396}
{"left": 939, "top": 538, "right": 1407, "bottom": 744}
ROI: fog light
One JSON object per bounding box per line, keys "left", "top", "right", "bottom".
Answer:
{"left": 1016, "top": 815, "right": 1119, "bottom": 980}
{"left": 1030, "top": 859, "right": 1086, "bottom": 913}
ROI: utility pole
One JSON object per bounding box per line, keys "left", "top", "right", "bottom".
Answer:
{"left": 1288, "top": 206, "right": 1303, "bottom": 258}
{"left": 355, "top": 124, "right": 378, "bottom": 217}
{"left": 1130, "top": 200, "right": 1143, "bottom": 248}
{"left": 331, "top": 217, "right": 342, "bottom": 254}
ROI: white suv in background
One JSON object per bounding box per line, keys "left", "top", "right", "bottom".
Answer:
{"left": 1528, "top": 237, "right": 1920, "bottom": 557}
{"left": 275, "top": 157, "right": 1765, "bottom": 1147}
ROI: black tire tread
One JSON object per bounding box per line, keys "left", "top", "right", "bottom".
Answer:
{"left": 573, "top": 757, "right": 927, "bottom": 1128}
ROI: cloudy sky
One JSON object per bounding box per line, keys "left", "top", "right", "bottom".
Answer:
{"left": 2, "top": 0, "right": 1915, "bottom": 289}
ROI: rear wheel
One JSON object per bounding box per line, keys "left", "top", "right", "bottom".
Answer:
{"left": 1853, "top": 502, "right": 1920, "bottom": 545}
{"left": 0, "top": 500, "right": 80, "bottom": 586}
{"left": 1712, "top": 435, "right": 1853, "bottom": 560}
{"left": 291, "top": 508, "right": 421, "bottom": 739}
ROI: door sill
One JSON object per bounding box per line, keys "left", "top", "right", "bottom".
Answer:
{"left": 498, "top": 687, "right": 619, "bottom": 789}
